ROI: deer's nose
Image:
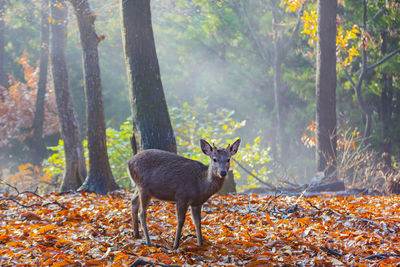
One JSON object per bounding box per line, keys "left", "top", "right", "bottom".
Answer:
{"left": 220, "top": 171, "right": 227, "bottom": 177}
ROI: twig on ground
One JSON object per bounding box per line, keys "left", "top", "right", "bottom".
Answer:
{"left": 0, "top": 180, "right": 66, "bottom": 210}
{"left": 3, "top": 198, "right": 67, "bottom": 210}
{"left": 320, "top": 246, "right": 344, "bottom": 257}
{"left": 364, "top": 253, "right": 400, "bottom": 260}
{"left": 129, "top": 258, "right": 181, "bottom": 267}
{"left": 306, "top": 202, "right": 382, "bottom": 229}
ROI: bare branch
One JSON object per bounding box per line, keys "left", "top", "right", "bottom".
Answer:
{"left": 367, "top": 47, "right": 400, "bottom": 71}
{"left": 232, "top": 158, "right": 275, "bottom": 189}
{"left": 366, "top": 7, "right": 384, "bottom": 25}
{"left": 343, "top": 67, "right": 357, "bottom": 89}
{"left": 240, "top": 0, "right": 271, "bottom": 64}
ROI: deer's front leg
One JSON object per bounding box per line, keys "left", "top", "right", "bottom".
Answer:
{"left": 139, "top": 192, "right": 151, "bottom": 246}
{"left": 190, "top": 205, "right": 203, "bottom": 246}
{"left": 173, "top": 201, "right": 188, "bottom": 249}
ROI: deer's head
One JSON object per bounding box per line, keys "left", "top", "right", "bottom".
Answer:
{"left": 200, "top": 139, "right": 241, "bottom": 179}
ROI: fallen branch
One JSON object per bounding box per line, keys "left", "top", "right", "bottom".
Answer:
{"left": 0, "top": 179, "right": 66, "bottom": 210}
{"left": 1, "top": 197, "right": 67, "bottom": 210}
{"left": 307, "top": 202, "right": 381, "bottom": 228}
{"left": 364, "top": 253, "right": 400, "bottom": 260}
{"left": 320, "top": 246, "right": 344, "bottom": 258}
{"left": 129, "top": 258, "right": 181, "bottom": 267}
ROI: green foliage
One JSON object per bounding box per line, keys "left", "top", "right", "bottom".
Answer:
{"left": 170, "top": 98, "right": 272, "bottom": 190}
{"left": 43, "top": 119, "right": 135, "bottom": 189}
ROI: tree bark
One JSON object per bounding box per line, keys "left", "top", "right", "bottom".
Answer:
{"left": 120, "top": 0, "right": 177, "bottom": 154}
{"left": 69, "top": 0, "right": 119, "bottom": 194}
{"left": 50, "top": 0, "right": 87, "bottom": 191}
{"left": 316, "top": 0, "right": 337, "bottom": 176}
{"left": 32, "top": 0, "right": 50, "bottom": 166}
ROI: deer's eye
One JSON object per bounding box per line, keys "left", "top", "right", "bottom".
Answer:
{"left": 213, "top": 158, "right": 217, "bottom": 162}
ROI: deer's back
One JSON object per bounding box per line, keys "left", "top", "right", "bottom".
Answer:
{"left": 128, "top": 149, "right": 207, "bottom": 201}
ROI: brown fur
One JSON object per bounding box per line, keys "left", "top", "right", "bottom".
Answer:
{"left": 127, "top": 139, "right": 240, "bottom": 249}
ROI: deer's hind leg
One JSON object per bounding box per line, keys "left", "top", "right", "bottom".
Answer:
{"left": 131, "top": 192, "right": 140, "bottom": 238}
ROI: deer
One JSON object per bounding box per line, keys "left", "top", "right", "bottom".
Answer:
{"left": 127, "top": 138, "right": 241, "bottom": 249}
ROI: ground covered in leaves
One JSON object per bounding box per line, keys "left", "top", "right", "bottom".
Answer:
{"left": 1, "top": 190, "right": 400, "bottom": 266}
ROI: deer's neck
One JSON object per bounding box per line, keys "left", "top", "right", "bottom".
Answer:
{"left": 203, "top": 165, "right": 224, "bottom": 196}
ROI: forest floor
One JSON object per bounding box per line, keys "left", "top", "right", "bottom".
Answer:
{"left": 0, "top": 190, "right": 400, "bottom": 266}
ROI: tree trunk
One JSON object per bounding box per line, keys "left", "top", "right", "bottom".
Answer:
{"left": 380, "top": 31, "right": 393, "bottom": 168}
{"left": 50, "top": 0, "right": 87, "bottom": 191}
{"left": 69, "top": 0, "right": 119, "bottom": 194}
{"left": 32, "top": 0, "right": 50, "bottom": 166}
{"left": 0, "top": 0, "right": 6, "bottom": 98}
{"left": 272, "top": 45, "right": 287, "bottom": 162}
{"left": 316, "top": 0, "right": 337, "bottom": 176}
{"left": 120, "top": 0, "right": 177, "bottom": 154}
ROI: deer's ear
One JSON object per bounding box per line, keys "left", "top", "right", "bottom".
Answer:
{"left": 230, "top": 138, "right": 241, "bottom": 156}
{"left": 200, "top": 139, "right": 213, "bottom": 156}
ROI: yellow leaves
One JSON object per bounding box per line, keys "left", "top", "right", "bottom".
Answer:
{"left": 287, "top": 1, "right": 360, "bottom": 66}
{"left": 301, "top": 11, "right": 318, "bottom": 42}
{"left": 336, "top": 25, "right": 360, "bottom": 66}
{"left": 283, "top": 0, "right": 306, "bottom": 13}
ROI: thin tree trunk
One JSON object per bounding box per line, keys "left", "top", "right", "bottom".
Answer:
{"left": 120, "top": 0, "right": 177, "bottom": 154}
{"left": 69, "top": 0, "right": 119, "bottom": 194}
{"left": 242, "top": 0, "right": 303, "bottom": 163}
{"left": 273, "top": 44, "right": 287, "bottom": 161}
{"left": 360, "top": 0, "right": 372, "bottom": 140}
{"left": 32, "top": 0, "right": 50, "bottom": 166}
{"left": 0, "top": 0, "right": 6, "bottom": 98}
{"left": 50, "top": 0, "right": 87, "bottom": 191}
{"left": 316, "top": 0, "right": 337, "bottom": 176}
{"left": 380, "top": 31, "right": 392, "bottom": 168}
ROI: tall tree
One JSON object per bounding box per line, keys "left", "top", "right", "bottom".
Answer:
{"left": 342, "top": 0, "right": 400, "bottom": 145}
{"left": 50, "top": 0, "right": 87, "bottom": 191}
{"left": 379, "top": 31, "right": 394, "bottom": 167}
{"left": 0, "top": 0, "right": 6, "bottom": 95}
{"left": 69, "top": 0, "right": 119, "bottom": 194}
{"left": 120, "top": 0, "right": 177, "bottom": 154}
{"left": 241, "top": 0, "right": 304, "bottom": 163}
{"left": 31, "top": 0, "right": 50, "bottom": 166}
{"left": 316, "top": 0, "right": 337, "bottom": 176}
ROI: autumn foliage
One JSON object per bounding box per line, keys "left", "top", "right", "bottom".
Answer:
{"left": 0, "top": 51, "right": 58, "bottom": 148}
{"left": 1, "top": 190, "right": 400, "bottom": 266}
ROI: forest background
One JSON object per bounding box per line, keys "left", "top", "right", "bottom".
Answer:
{"left": 0, "top": 0, "right": 399, "bottom": 193}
